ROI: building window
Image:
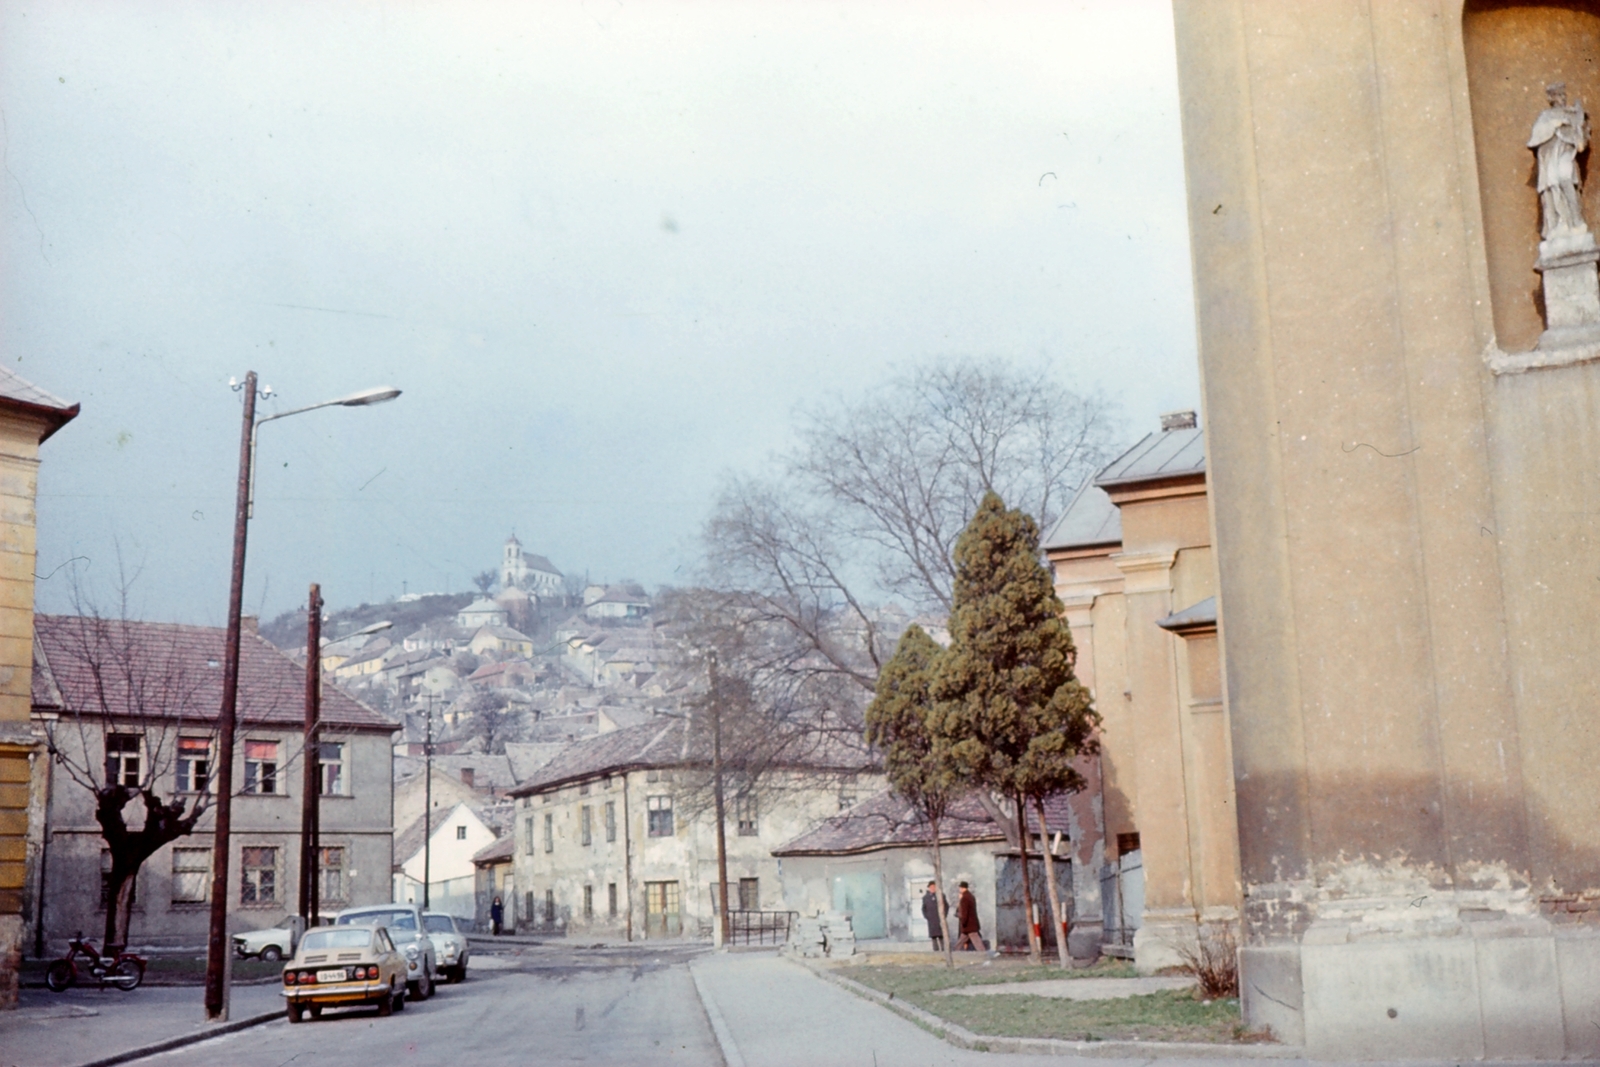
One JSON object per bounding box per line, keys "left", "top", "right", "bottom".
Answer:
{"left": 175, "top": 737, "right": 210, "bottom": 794}
{"left": 524, "top": 817, "right": 534, "bottom": 853}
{"left": 524, "top": 890, "right": 534, "bottom": 927}
{"left": 579, "top": 781, "right": 590, "bottom": 796}
{"left": 318, "top": 742, "right": 347, "bottom": 796}
{"left": 100, "top": 850, "right": 135, "bottom": 910}
{"left": 171, "top": 848, "right": 209, "bottom": 904}
{"left": 319, "top": 846, "right": 346, "bottom": 904}
{"left": 105, "top": 734, "right": 141, "bottom": 788}
{"left": 243, "top": 740, "right": 279, "bottom": 795}
{"left": 583, "top": 885, "right": 594, "bottom": 919}
{"left": 240, "top": 847, "right": 277, "bottom": 905}
{"left": 543, "top": 812, "right": 554, "bottom": 853}
{"left": 647, "top": 795, "right": 673, "bottom": 837}
{"left": 735, "top": 795, "right": 757, "bottom": 836}
{"left": 545, "top": 889, "right": 556, "bottom": 924}
{"left": 456, "top": 825, "right": 467, "bottom": 840}
{"left": 580, "top": 805, "right": 592, "bottom": 846}
{"left": 739, "top": 877, "right": 760, "bottom": 911}
{"left": 608, "top": 882, "right": 618, "bottom": 918}
{"left": 604, "top": 801, "right": 616, "bottom": 843}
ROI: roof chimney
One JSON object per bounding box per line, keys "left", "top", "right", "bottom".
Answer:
{"left": 461, "top": 767, "right": 475, "bottom": 789}
{"left": 1160, "top": 410, "right": 1198, "bottom": 432}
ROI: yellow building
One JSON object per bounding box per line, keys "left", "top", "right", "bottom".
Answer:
{"left": 1172, "top": 1, "right": 1600, "bottom": 1054}
{"left": 1045, "top": 413, "right": 1239, "bottom": 972}
{"left": 0, "top": 369, "right": 76, "bottom": 1009}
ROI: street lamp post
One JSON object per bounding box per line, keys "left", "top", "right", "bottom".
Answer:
{"left": 204, "top": 373, "right": 400, "bottom": 1022}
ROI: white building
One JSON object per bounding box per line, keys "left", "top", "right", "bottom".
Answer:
{"left": 499, "top": 534, "right": 563, "bottom": 599}
{"left": 393, "top": 802, "right": 502, "bottom": 919}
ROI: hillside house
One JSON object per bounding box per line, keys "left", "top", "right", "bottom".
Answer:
{"left": 393, "top": 802, "right": 502, "bottom": 920}
{"left": 456, "top": 599, "right": 507, "bottom": 631}
{"left": 467, "top": 625, "right": 534, "bottom": 658}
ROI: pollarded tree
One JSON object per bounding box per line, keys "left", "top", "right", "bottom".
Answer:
{"left": 864, "top": 624, "right": 960, "bottom": 967}
{"left": 934, "top": 491, "right": 1097, "bottom": 964}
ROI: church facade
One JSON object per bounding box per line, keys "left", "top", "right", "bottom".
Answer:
{"left": 498, "top": 534, "right": 564, "bottom": 600}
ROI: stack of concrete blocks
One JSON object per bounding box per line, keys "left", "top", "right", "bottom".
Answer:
{"left": 784, "top": 911, "right": 855, "bottom": 959}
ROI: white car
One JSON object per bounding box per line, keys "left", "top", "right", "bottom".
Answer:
{"left": 423, "top": 913, "right": 469, "bottom": 982}
{"left": 333, "top": 904, "right": 437, "bottom": 1001}
{"left": 233, "top": 922, "right": 299, "bottom": 962}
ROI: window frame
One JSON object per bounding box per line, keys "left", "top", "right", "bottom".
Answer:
{"left": 242, "top": 739, "right": 280, "bottom": 796}
{"left": 170, "top": 847, "right": 210, "bottom": 905}
{"left": 239, "top": 845, "right": 279, "bottom": 906}
{"left": 604, "top": 800, "right": 616, "bottom": 843}
{"left": 647, "top": 795, "right": 673, "bottom": 838}
{"left": 318, "top": 740, "right": 348, "bottom": 797}
{"left": 105, "top": 733, "right": 143, "bottom": 789}
{"left": 175, "top": 736, "right": 211, "bottom": 795}
{"left": 543, "top": 812, "right": 554, "bottom": 853}
{"left": 580, "top": 805, "right": 592, "bottom": 846}
{"left": 318, "top": 845, "right": 347, "bottom": 905}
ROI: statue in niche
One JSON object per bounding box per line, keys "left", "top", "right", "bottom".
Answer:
{"left": 1528, "top": 82, "right": 1591, "bottom": 243}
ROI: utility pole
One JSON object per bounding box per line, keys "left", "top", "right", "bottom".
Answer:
{"left": 710, "top": 653, "right": 730, "bottom": 948}
{"left": 205, "top": 371, "right": 256, "bottom": 1022}
{"left": 299, "top": 583, "right": 323, "bottom": 929}
{"left": 422, "top": 695, "right": 433, "bottom": 909}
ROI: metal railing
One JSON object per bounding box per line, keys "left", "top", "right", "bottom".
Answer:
{"left": 728, "top": 910, "right": 796, "bottom": 946}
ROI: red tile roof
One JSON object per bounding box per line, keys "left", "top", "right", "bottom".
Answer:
{"left": 33, "top": 614, "right": 396, "bottom": 732}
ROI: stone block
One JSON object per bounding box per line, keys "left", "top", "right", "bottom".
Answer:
{"left": 1556, "top": 930, "right": 1600, "bottom": 1058}
{"left": 1238, "top": 944, "right": 1304, "bottom": 1045}
{"left": 1472, "top": 925, "right": 1564, "bottom": 1059}
{"left": 1302, "top": 935, "right": 1482, "bottom": 1059}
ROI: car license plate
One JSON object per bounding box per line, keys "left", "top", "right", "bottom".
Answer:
{"left": 317, "top": 969, "right": 348, "bottom": 983}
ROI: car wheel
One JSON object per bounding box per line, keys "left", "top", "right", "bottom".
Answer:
{"left": 453, "top": 965, "right": 467, "bottom": 983}
{"left": 407, "top": 979, "right": 421, "bottom": 1001}
{"left": 420, "top": 970, "right": 434, "bottom": 999}
{"left": 288, "top": 1002, "right": 304, "bottom": 1024}
{"left": 308, "top": 1004, "right": 323, "bottom": 1020}
{"left": 377, "top": 987, "right": 393, "bottom": 1017}
{"left": 260, "top": 945, "right": 282, "bottom": 962}
{"left": 395, "top": 985, "right": 406, "bottom": 1011}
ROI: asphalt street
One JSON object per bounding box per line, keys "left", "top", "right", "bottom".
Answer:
{"left": 127, "top": 942, "right": 719, "bottom": 1067}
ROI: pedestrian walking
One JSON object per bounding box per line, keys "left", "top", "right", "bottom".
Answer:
{"left": 921, "top": 881, "right": 948, "bottom": 951}
{"left": 955, "top": 881, "right": 986, "bottom": 952}
{"left": 491, "top": 896, "right": 504, "bottom": 936}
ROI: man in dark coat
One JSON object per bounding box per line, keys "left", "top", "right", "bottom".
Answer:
{"left": 920, "top": 881, "right": 948, "bottom": 951}
{"left": 955, "top": 881, "right": 986, "bottom": 952}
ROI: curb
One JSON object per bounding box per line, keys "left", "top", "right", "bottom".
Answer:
{"left": 69, "top": 1008, "right": 283, "bottom": 1067}
{"left": 686, "top": 960, "right": 743, "bottom": 1067}
{"left": 796, "top": 958, "right": 1302, "bottom": 1060}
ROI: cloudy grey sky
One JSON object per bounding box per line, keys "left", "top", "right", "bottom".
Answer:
{"left": 6, "top": 1, "right": 1198, "bottom": 626}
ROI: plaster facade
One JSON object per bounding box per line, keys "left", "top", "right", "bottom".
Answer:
{"left": 1171, "top": 0, "right": 1600, "bottom": 1054}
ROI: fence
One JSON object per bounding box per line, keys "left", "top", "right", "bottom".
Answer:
{"left": 728, "top": 910, "right": 796, "bottom": 946}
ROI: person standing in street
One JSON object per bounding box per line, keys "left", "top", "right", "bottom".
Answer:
{"left": 491, "top": 896, "right": 504, "bottom": 936}
{"left": 955, "top": 881, "right": 986, "bottom": 952}
{"left": 921, "top": 881, "right": 948, "bottom": 951}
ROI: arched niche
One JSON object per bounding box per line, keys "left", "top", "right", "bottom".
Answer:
{"left": 1464, "top": 0, "right": 1600, "bottom": 353}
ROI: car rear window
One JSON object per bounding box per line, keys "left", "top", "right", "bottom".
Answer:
{"left": 424, "top": 916, "right": 456, "bottom": 933}
{"left": 338, "top": 910, "right": 417, "bottom": 931}
{"left": 302, "top": 929, "right": 372, "bottom": 951}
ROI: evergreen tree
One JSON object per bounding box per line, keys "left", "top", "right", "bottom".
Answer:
{"left": 865, "top": 624, "right": 959, "bottom": 967}
{"left": 934, "top": 491, "right": 1098, "bottom": 963}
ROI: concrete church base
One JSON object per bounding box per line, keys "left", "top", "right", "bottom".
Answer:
{"left": 1242, "top": 921, "right": 1600, "bottom": 1058}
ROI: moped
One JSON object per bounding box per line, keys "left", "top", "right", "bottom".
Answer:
{"left": 45, "top": 932, "right": 146, "bottom": 991}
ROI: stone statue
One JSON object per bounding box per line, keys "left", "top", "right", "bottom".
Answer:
{"left": 1528, "top": 82, "right": 1591, "bottom": 243}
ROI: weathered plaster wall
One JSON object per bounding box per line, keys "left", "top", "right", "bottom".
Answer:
{"left": 1172, "top": 0, "right": 1600, "bottom": 1054}
{"left": 776, "top": 842, "right": 1001, "bottom": 944}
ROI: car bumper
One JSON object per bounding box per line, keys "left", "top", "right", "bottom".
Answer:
{"left": 282, "top": 981, "right": 390, "bottom": 1004}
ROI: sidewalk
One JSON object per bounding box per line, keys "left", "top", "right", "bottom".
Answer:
{"left": 0, "top": 983, "right": 282, "bottom": 1067}
{"left": 688, "top": 950, "right": 1105, "bottom": 1067}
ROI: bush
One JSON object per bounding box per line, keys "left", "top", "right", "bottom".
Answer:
{"left": 1176, "top": 922, "right": 1239, "bottom": 1000}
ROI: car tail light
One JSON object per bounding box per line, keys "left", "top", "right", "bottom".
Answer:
{"left": 284, "top": 972, "right": 296, "bottom": 985}
{"left": 299, "top": 971, "right": 313, "bottom": 984}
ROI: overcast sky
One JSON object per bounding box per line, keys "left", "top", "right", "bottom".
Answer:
{"left": 7, "top": 1, "right": 1199, "bottom": 626}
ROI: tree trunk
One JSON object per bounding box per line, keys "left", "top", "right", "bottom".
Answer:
{"left": 929, "top": 813, "right": 954, "bottom": 969}
{"left": 1034, "top": 796, "right": 1070, "bottom": 968}
{"left": 1015, "top": 794, "right": 1040, "bottom": 962}
{"left": 104, "top": 865, "right": 137, "bottom": 950}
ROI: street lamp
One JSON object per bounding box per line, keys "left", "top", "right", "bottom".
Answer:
{"left": 302, "top": 613, "right": 391, "bottom": 931}
{"left": 204, "top": 371, "right": 400, "bottom": 1022}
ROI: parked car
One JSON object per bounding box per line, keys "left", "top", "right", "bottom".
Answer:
{"left": 233, "top": 917, "right": 303, "bottom": 962}
{"left": 333, "top": 904, "right": 437, "bottom": 1000}
{"left": 423, "top": 913, "right": 469, "bottom": 982}
{"left": 282, "top": 924, "right": 406, "bottom": 1022}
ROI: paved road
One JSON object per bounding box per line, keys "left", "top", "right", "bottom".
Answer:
{"left": 129, "top": 943, "right": 718, "bottom": 1067}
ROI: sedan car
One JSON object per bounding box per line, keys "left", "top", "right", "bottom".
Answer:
{"left": 233, "top": 923, "right": 296, "bottom": 962}
{"left": 333, "top": 904, "right": 436, "bottom": 1000}
{"left": 423, "top": 913, "right": 469, "bottom": 982}
{"left": 282, "top": 924, "right": 405, "bottom": 1022}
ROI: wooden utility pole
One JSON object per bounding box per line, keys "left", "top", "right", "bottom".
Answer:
{"left": 300, "top": 583, "right": 323, "bottom": 927}
{"left": 710, "top": 653, "right": 730, "bottom": 947}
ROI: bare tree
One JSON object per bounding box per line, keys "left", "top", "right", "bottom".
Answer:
{"left": 701, "top": 357, "right": 1121, "bottom": 691}
{"left": 37, "top": 607, "right": 218, "bottom": 950}
{"left": 472, "top": 570, "right": 498, "bottom": 595}
{"left": 466, "top": 689, "right": 522, "bottom": 754}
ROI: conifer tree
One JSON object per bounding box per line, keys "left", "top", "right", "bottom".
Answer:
{"left": 865, "top": 624, "right": 959, "bottom": 967}
{"left": 934, "top": 491, "right": 1097, "bottom": 964}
